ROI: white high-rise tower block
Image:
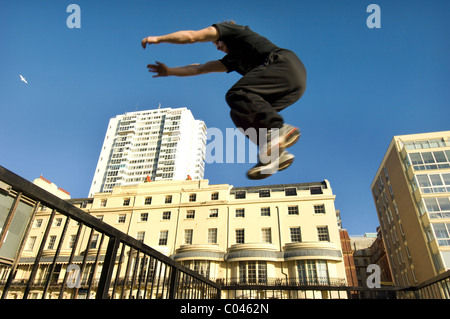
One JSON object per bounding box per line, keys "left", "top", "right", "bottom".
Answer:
{"left": 89, "top": 107, "right": 207, "bottom": 197}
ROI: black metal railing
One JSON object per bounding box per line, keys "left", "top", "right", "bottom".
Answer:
{"left": 1, "top": 165, "right": 450, "bottom": 300}
{"left": 0, "top": 166, "right": 221, "bottom": 299}
{"left": 404, "top": 269, "right": 450, "bottom": 299}
{"left": 217, "top": 271, "right": 450, "bottom": 299}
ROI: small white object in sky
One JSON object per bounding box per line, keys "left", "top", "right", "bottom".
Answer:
{"left": 20, "top": 75, "right": 28, "bottom": 84}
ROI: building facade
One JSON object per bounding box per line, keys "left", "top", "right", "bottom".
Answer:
{"left": 88, "top": 107, "right": 207, "bottom": 197}
{"left": 7, "top": 179, "right": 347, "bottom": 299}
{"left": 339, "top": 229, "right": 358, "bottom": 287}
{"left": 371, "top": 131, "right": 450, "bottom": 286}
{"left": 369, "top": 227, "right": 393, "bottom": 285}
{"left": 350, "top": 234, "right": 377, "bottom": 287}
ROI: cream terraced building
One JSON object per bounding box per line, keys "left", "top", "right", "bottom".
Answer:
{"left": 10, "top": 178, "right": 347, "bottom": 299}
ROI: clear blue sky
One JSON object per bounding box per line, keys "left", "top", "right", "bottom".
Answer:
{"left": 1, "top": 0, "right": 449, "bottom": 235}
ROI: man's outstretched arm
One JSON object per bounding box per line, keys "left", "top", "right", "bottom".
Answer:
{"left": 147, "top": 60, "right": 227, "bottom": 77}
{"left": 142, "top": 26, "right": 219, "bottom": 48}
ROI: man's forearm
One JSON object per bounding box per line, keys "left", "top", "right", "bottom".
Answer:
{"left": 142, "top": 27, "right": 219, "bottom": 48}
{"left": 148, "top": 61, "right": 226, "bottom": 78}
{"left": 168, "top": 64, "right": 202, "bottom": 76}
{"left": 167, "top": 61, "right": 227, "bottom": 77}
{"left": 155, "top": 30, "right": 198, "bottom": 44}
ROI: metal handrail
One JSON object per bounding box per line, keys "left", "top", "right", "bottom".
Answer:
{"left": 0, "top": 166, "right": 220, "bottom": 299}
{"left": 1, "top": 165, "right": 449, "bottom": 299}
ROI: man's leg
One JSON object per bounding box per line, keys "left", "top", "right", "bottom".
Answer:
{"left": 224, "top": 50, "right": 306, "bottom": 179}
{"left": 225, "top": 50, "right": 306, "bottom": 136}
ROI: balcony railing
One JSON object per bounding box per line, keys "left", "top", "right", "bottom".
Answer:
{"left": 212, "top": 277, "right": 347, "bottom": 287}
{"left": 0, "top": 166, "right": 221, "bottom": 299}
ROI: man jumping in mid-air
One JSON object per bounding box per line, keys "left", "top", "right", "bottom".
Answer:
{"left": 141, "top": 21, "right": 307, "bottom": 180}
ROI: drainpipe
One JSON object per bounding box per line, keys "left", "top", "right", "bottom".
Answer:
{"left": 125, "top": 196, "right": 136, "bottom": 236}
{"left": 277, "top": 206, "right": 288, "bottom": 283}
{"left": 172, "top": 208, "right": 180, "bottom": 256}
{"left": 172, "top": 192, "right": 182, "bottom": 256}
{"left": 226, "top": 206, "right": 230, "bottom": 285}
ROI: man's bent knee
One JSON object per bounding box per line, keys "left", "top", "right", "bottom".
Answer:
{"left": 225, "top": 88, "right": 245, "bottom": 107}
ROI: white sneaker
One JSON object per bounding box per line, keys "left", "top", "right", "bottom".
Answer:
{"left": 247, "top": 150, "right": 295, "bottom": 180}
{"left": 262, "top": 124, "right": 301, "bottom": 157}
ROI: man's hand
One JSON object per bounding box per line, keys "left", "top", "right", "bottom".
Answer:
{"left": 141, "top": 36, "right": 159, "bottom": 49}
{"left": 147, "top": 61, "right": 170, "bottom": 77}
